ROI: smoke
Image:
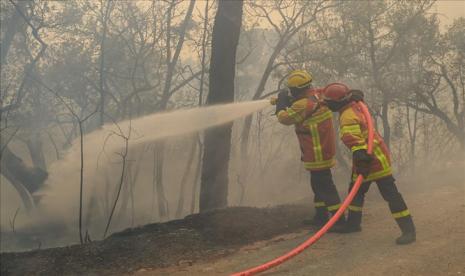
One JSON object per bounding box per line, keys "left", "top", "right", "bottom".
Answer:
{"left": 7, "top": 97, "right": 462, "bottom": 251}
{"left": 16, "top": 100, "right": 270, "bottom": 238}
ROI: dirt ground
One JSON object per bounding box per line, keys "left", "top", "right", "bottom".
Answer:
{"left": 1, "top": 167, "right": 464, "bottom": 276}
{"left": 0, "top": 205, "right": 312, "bottom": 275}
{"left": 137, "top": 169, "right": 465, "bottom": 276}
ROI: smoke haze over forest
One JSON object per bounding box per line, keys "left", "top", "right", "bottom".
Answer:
{"left": 1, "top": 0, "right": 464, "bottom": 256}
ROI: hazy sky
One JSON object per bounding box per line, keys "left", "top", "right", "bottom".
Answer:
{"left": 434, "top": 0, "right": 465, "bottom": 27}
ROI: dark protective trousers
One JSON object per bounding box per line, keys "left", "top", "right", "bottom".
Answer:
{"left": 310, "top": 169, "right": 342, "bottom": 220}
{"left": 346, "top": 175, "right": 412, "bottom": 228}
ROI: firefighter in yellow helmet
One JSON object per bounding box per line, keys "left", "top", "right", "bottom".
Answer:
{"left": 274, "top": 70, "right": 345, "bottom": 228}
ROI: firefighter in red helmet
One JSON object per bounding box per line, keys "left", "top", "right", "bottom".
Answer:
{"left": 322, "top": 83, "right": 416, "bottom": 245}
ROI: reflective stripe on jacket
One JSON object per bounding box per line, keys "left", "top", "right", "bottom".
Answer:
{"left": 339, "top": 102, "right": 392, "bottom": 181}
{"left": 277, "top": 88, "right": 336, "bottom": 171}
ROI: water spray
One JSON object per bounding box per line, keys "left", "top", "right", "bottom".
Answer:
{"left": 33, "top": 100, "right": 271, "bottom": 232}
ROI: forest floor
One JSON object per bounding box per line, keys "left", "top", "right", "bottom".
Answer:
{"left": 1, "top": 204, "right": 312, "bottom": 275}
{"left": 140, "top": 170, "right": 465, "bottom": 276}
{"left": 1, "top": 167, "right": 464, "bottom": 276}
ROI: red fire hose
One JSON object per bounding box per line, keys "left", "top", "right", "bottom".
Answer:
{"left": 231, "top": 102, "right": 375, "bottom": 276}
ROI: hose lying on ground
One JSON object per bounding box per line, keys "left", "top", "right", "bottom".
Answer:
{"left": 231, "top": 102, "right": 374, "bottom": 276}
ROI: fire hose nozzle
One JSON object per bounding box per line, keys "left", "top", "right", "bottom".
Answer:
{"left": 270, "top": 97, "right": 277, "bottom": 105}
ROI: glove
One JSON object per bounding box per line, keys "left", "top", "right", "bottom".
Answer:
{"left": 349, "top": 90, "right": 364, "bottom": 102}
{"left": 353, "top": 149, "right": 373, "bottom": 177}
{"left": 270, "top": 97, "right": 278, "bottom": 105}
{"left": 275, "top": 89, "right": 292, "bottom": 115}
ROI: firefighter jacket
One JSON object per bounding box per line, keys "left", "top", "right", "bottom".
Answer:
{"left": 339, "top": 102, "right": 393, "bottom": 181}
{"left": 277, "top": 88, "right": 336, "bottom": 171}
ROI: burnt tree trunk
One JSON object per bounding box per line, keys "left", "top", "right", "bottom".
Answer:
{"left": 199, "top": 0, "right": 243, "bottom": 212}
{"left": 0, "top": 0, "right": 46, "bottom": 211}
{"left": 26, "top": 132, "right": 47, "bottom": 171}
{"left": 0, "top": 147, "right": 47, "bottom": 210}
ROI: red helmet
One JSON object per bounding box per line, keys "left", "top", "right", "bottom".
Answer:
{"left": 322, "top": 83, "right": 350, "bottom": 102}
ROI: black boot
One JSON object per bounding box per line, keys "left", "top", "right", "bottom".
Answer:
{"left": 303, "top": 206, "right": 329, "bottom": 227}
{"left": 327, "top": 210, "right": 347, "bottom": 233}
{"left": 333, "top": 210, "right": 362, "bottom": 233}
{"left": 395, "top": 216, "right": 416, "bottom": 245}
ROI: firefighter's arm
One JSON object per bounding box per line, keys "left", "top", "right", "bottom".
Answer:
{"left": 339, "top": 111, "right": 367, "bottom": 152}
{"left": 340, "top": 108, "right": 373, "bottom": 176}
{"left": 277, "top": 99, "right": 307, "bottom": 125}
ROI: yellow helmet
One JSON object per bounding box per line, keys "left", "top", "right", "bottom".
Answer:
{"left": 287, "top": 70, "right": 313, "bottom": 89}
